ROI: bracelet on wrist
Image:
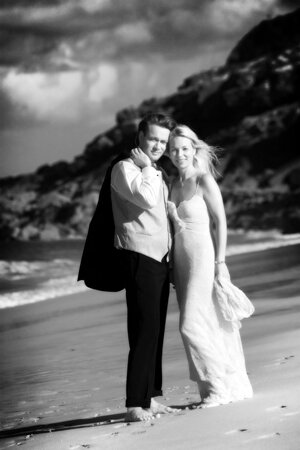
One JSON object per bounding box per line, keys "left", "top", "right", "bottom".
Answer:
{"left": 215, "top": 260, "right": 225, "bottom": 265}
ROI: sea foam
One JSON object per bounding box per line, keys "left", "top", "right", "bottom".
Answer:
{"left": 0, "top": 276, "right": 88, "bottom": 309}
{"left": 226, "top": 232, "right": 300, "bottom": 256}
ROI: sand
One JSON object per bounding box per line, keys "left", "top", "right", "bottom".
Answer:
{"left": 1, "top": 244, "right": 300, "bottom": 449}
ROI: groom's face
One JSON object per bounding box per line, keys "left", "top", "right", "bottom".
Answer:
{"left": 138, "top": 124, "right": 170, "bottom": 163}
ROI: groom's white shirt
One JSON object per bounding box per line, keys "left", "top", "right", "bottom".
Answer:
{"left": 111, "top": 158, "right": 171, "bottom": 262}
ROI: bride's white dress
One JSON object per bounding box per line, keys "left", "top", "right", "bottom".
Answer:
{"left": 168, "top": 189, "right": 253, "bottom": 406}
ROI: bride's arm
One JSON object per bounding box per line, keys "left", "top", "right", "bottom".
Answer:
{"left": 201, "top": 174, "right": 229, "bottom": 279}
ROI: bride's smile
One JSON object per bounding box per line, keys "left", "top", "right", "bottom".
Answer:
{"left": 169, "top": 135, "right": 196, "bottom": 170}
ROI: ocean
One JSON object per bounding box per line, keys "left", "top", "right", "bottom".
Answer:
{"left": 1, "top": 232, "right": 300, "bottom": 309}
{"left": 0, "top": 240, "right": 86, "bottom": 309}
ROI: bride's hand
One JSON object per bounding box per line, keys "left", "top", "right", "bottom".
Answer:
{"left": 131, "top": 148, "right": 151, "bottom": 169}
{"left": 215, "top": 262, "right": 230, "bottom": 280}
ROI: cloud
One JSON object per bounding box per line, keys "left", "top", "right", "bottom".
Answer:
{"left": 207, "top": 0, "right": 276, "bottom": 32}
{"left": 2, "top": 64, "right": 118, "bottom": 122}
{"left": 0, "top": 88, "right": 17, "bottom": 129}
{"left": 3, "top": 70, "right": 83, "bottom": 120}
{"left": 114, "top": 22, "right": 152, "bottom": 45}
{"left": 0, "top": 0, "right": 297, "bottom": 71}
{"left": 0, "top": 1, "right": 298, "bottom": 126}
{"left": 78, "top": 0, "right": 113, "bottom": 13}
{"left": 0, "top": 0, "right": 297, "bottom": 129}
{"left": 278, "top": 0, "right": 300, "bottom": 8}
{"left": 0, "top": 0, "right": 63, "bottom": 7}
{"left": 87, "top": 64, "right": 118, "bottom": 104}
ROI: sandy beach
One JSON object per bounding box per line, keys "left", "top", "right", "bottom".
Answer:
{"left": 1, "top": 244, "right": 300, "bottom": 449}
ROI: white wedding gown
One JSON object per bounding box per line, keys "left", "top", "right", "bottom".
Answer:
{"left": 168, "top": 189, "right": 253, "bottom": 406}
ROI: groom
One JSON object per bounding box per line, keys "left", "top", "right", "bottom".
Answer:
{"left": 111, "top": 113, "right": 176, "bottom": 421}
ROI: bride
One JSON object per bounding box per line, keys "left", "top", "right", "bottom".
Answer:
{"left": 167, "top": 125, "right": 253, "bottom": 407}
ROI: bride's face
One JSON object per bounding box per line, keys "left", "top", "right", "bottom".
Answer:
{"left": 169, "top": 135, "right": 196, "bottom": 170}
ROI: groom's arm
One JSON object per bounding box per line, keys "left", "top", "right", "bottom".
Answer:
{"left": 111, "top": 160, "right": 162, "bottom": 209}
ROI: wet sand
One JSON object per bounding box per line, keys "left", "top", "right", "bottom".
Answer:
{"left": 1, "top": 244, "right": 300, "bottom": 449}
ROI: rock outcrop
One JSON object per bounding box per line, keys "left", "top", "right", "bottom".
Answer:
{"left": 0, "top": 8, "right": 299, "bottom": 240}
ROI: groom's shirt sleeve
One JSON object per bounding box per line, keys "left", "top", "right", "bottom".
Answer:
{"left": 111, "top": 160, "right": 162, "bottom": 209}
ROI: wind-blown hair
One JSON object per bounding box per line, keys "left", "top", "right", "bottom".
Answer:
{"left": 169, "top": 125, "right": 219, "bottom": 178}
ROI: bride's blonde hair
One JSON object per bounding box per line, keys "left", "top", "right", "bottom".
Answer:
{"left": 169, "top": 125, "right": 219, "bottom": 178}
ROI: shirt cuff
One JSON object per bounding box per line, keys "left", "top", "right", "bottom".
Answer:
{"left": 142, "top": 166, "right": 159, "bottom": 176}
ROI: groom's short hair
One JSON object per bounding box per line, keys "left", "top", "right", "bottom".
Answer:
{"left": 138, "top": 113, "right": 176, "bottom": 137}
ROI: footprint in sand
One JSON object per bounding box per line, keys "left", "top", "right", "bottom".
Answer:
{"left": 224, "top": 429, "right": 248, "bottom": 435}
{"left": 69, "top": 445, "right": 90, "bottom": 449}
{"left": 277, "top": 355, "right": 295, "bottom": 365}
{"left": 265, "top": 355, "right": 295, "bottom": 367}
{"left": 280, "top": 355, "right": 295, "bottom": 365}
{"left": 266, "top": 405, "right": 287, "bottom": 412}
{"left": 243, "top": 433, "right": 281, "bottom": 443}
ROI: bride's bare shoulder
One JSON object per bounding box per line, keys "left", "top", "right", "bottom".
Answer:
{"left": 196, "top": 173, "right": 217, "bottom": 197}
{"left": 197, "top": 172, "right": 215, "bottom": 186}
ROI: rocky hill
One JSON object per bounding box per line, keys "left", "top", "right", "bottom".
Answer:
{"left": 1, "top": 8, "right": 300, "bottom": 241}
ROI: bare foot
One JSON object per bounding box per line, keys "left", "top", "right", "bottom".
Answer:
{"left": 198, "top": 394, "right": 230, "bottom": 409}
{"left": 148, "top": 398, "right": 180, "bottom": 414}
{"left": 125, "top": 407, "right": 154, "bottom": 422}
{"left": 198, "top": 400, "right": 220, "bottom": 409}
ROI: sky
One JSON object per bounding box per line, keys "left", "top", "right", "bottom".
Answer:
{"left": 0, "top": 0, "right": 298, "bottom": 178}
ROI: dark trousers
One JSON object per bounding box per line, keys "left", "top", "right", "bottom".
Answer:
{"left": 121, "top": 250, "right": 170, "bottom": 408}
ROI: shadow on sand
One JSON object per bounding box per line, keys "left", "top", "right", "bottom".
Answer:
{"left": 0, "top": 405, "right": 189, "bottom": 439}
{"left": 0, "top": 413, "right": 126, "bottom": 438}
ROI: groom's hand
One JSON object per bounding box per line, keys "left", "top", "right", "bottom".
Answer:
{"left": 131, "top": 148, "right": 151, "bottom": 169}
